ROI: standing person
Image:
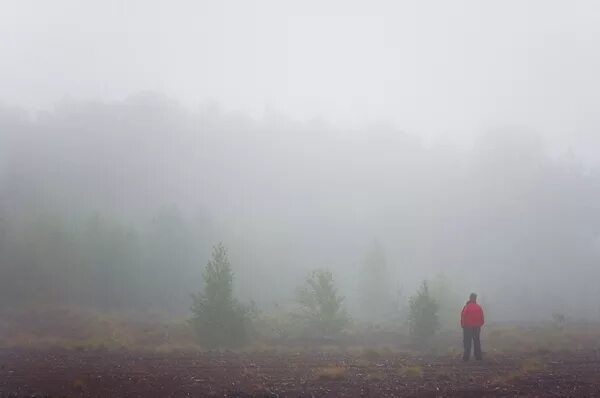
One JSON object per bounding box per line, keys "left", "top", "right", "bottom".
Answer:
{"left": 461, "top": 293, "right": 484, "bottom": 361}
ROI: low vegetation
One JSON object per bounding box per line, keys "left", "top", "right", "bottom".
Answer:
{"left": 315, "top": 366, "right": 347, "bottom": 381}
{"left": 360, "top": 347, "right": 383, "bottom": 361}
{"left": 401, "top": 365, "right": 424, "bottom": 379}
{"left": 366, "top": 371, "right": 386, "bottom": 382}
{"left": 295, "top": 269, "right": 351, "bottom": 337}
{"left": 190, "top": 243, "right": 250, "bottom": 348}
{"left": 408, "top": 281, "right": 440, "bottom": 347}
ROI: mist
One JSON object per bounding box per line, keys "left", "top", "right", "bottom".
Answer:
{"left": 1, "top": 92, "right": 599, "bottom": 323}
{"left": 2, "top": 0, "right": 600, "bottom": 325}
{"left": 5, "top": 2, "right": 600, "bottom": 395}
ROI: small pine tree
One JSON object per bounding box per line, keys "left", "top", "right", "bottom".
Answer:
{"left": 190, "top": 243, "right": 248, "bottom": 348}
{"left": 408, "top": 280, "right": 440, "bottom": 346}
{"left": 296, "top": 269, "right": 350, "bottom": 336}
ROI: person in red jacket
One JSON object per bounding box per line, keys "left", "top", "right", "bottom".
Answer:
{"left": 461, "top": 293, "right": 484, "bottom": 361}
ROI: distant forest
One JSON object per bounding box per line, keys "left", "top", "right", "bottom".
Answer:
{"left": 1, "top": 94, "right": 600, "bottom": 321}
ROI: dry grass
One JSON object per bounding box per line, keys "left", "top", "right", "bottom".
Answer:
{"left": 315, "top": 366, "right": 347, "bottom": 380}
{"left": 241, "top": 342, "right": 281, "bottom": 354}
{"left": 0, "top": 307, "right": 198, "bottom": 351}
{"left": 445, "top": 346, "right": 460, "bottom": 357}
{"left": 491, "top": 357, "right": 545, "bottom": 385}
{"left": 485, "top": 323, "right": 600, "bottom": 354}
{"left": 520, "top": 358, "right": 544, "bottom": 372}
{"left": 72, "top": 378, "right": 86, "bottom": 391}
{"left": 361, "top": 347, "right": 382, "bottom": 361}
{"left": 401, "top": 366, "right": 423, "bottom": 378}
{"left": 366, "top": 371, "right": 386, "bottom": 382}
{"left": 493, "top": 370, "right": 524, "bottom": 385}
{"left": 353, "top": 358, "right": 372, "bottom": 368}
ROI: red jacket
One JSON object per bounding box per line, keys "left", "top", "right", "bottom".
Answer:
{"left": 461, "top": 302, "right": 484, "bottom": 327}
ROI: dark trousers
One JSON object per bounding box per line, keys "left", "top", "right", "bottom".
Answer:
{"left": 463, "top": 326, "right": 482, "bottom": 360}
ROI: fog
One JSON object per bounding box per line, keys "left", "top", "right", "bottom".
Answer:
{"left": 2, "top": 1, "right": 600, "bottom": 326}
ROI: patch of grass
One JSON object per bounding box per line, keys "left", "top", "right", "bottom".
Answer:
{"left": 445, "top": 346, "right": 460, "bottom": 357}
{"left": 318, "top": 344, "right": 344, "bottom": 353}
{"left": 361, "top": 347, "right": 382, "bottom": 361}
{"left": 153, "top": 342, "right": 200, "bottom": 353}
{"left": 491, "top": 357, "right": 545, "bottom": 386}
{"left": 249, "top": 384, "right": 276, "bottom": 396}
{"left": 492, "top": 370, "right": 523, "bottom": 385}
{"left": 366, "top": 371, "right": 386, "bottom": 382}
{"left": 72, "top": 378, "right": 86, "bottom": 391}
{"left": 241, "top": 342, "right": 279, "bottom": 354}
{"left": 401, "top": 366, "right": 423, "bottom": 379}
{"left": 354, "top": 358, "right": 372, "bottom": 368}
{"left": 65, "top": 339, "right": 115, "bottom": 351}
{"left": 0, "top": 307, "right": 200, "bottom": 352}
{"left": 315, "top": 366, "right": 347, "bottom": 380}
{"left": 520, "top": 358, "right": 544, "bottom": 372}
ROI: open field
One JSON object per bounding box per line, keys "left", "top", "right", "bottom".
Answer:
{"left": 3, "top": 309, "right": 600, "bottom": 396}
{"left": 2, "top": 348, "right": 600, "bottom": 397}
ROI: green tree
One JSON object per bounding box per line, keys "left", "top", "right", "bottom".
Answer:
{"left": 296, "top": 269, "right": 350, "bottom": 336}
{"left": 190, "top": 243, "right": 249, "bottom": 348}
{"left": 408, "top": 280, "right": 440, "bottom": 346}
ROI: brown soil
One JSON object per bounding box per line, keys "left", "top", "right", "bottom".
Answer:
{"left": 1, "top": 348, "right": 600, "bottom": 397}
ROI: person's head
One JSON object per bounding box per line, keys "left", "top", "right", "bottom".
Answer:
{"left": 469, "top": 293, "right": 477, "bottom": 303}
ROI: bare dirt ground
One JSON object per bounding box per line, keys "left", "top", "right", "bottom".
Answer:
{"left": 2, "top": 348, "right": 600, "bottom": 397}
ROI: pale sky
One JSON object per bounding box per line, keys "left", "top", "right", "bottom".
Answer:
{"left": 2, "top": 0, "right": 600, "bottom": 155}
